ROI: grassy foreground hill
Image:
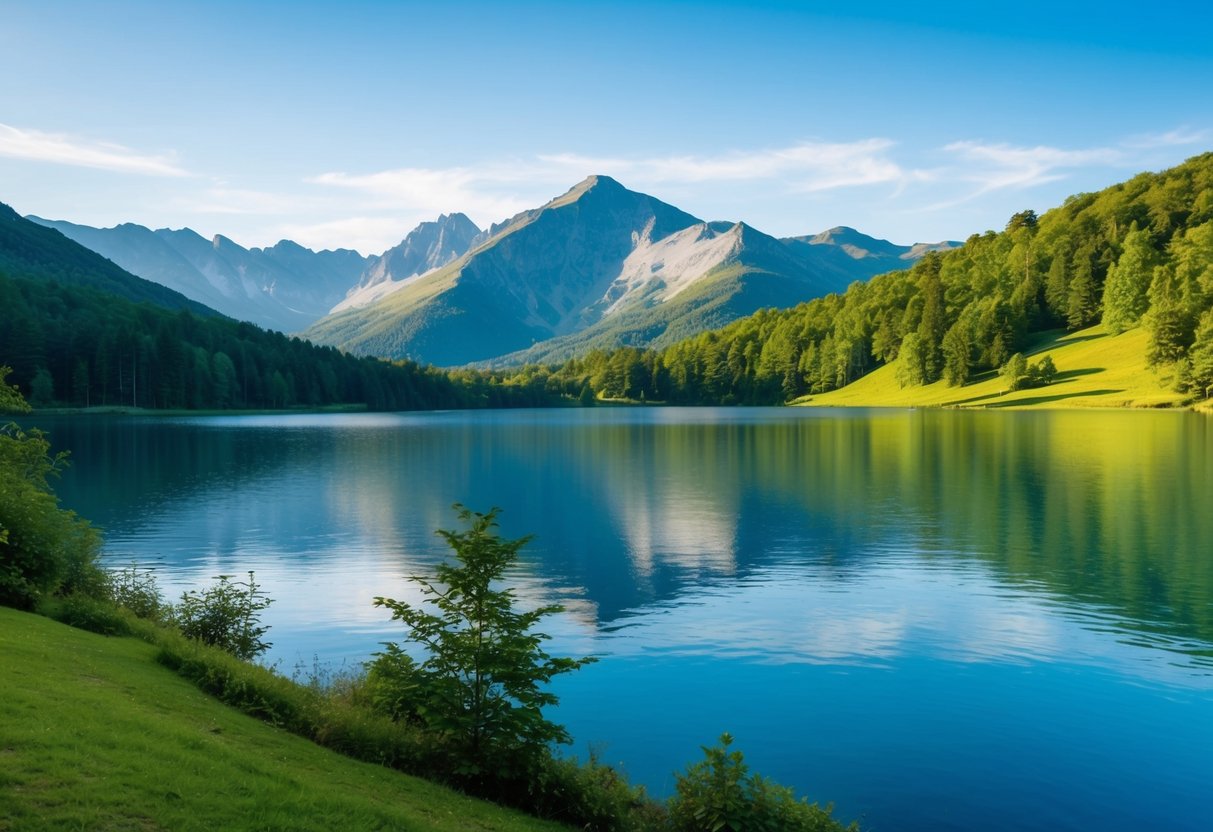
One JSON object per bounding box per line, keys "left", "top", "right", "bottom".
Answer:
{"left": 795, "top": 324, "right": 1187, "bottom": 409}
{"left": 0, "top": 607, "right": 567, "bottom": 832}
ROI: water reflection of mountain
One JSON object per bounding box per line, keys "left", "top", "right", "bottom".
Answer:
{"left": 38, "top": 409, "right": 1213, "bottom": 666}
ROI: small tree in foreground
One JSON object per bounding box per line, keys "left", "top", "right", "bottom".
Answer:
{"left": 371, "top": 506, "right": 595, "bottom": 781}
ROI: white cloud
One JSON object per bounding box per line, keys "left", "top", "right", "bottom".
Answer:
{"left": 308, "top": 164, "right": 540, "bottom": 226}
{"left": 1122, "top": 127, "right": 1210, "bottom": 149}
{"left": 542, "top": 139, "right": 913, "bottom": 192}
{"left": 178, "top": 186, "right": 323, "bottom": 217}
{"left": 0, "top": 123, "right": 189, "bottom": 177}
{"left": 308, "top": 139, "right": 916, "bottom": 230}
{"left": 943, "top": 140, "right": 1122, "bottom": 193}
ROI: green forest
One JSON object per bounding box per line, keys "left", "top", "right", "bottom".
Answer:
{"left": 0, "top": 271, "right": 565, "bottom": 411}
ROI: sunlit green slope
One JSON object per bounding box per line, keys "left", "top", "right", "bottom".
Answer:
{"left": 0, "top": 607, "right": 568, "bottom": 832}
{"left": 796, "top": 325, "right": 1187, "bottom": 409}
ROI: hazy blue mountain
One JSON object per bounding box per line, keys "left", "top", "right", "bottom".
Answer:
{"left": 0, "top": 202, "right": 219, "bottom": 316}
{"left": 334, "top": 213, "right": 481, "bottom": 313}
{"left": 27, "top": 217, "right": 369, "bottom": 332}
{"left": 304, "top": 176, "right": 953, "bottom": 367}
{"left": 780, "top": 226, "right": 961, "bottom": 287}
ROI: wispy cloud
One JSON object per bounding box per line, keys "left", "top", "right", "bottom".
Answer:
{"left": 309, "top": 164, "right": 540, "bottom": 227}
{"left": 309, "top": 140, "right": 918, "bottom": 227}
{"left": 540, "top": 139, "right": 915, "bottom": 191}
{"left": 943, "top": 141, "right": 1122, "bottom": 193}
{"left": 181, "top": 186, "right": 322, "bottom": 216}
{"left": 0, "top": 123, "right": 189, "bottom": 177}
{"left": 1122, "top": 127, "right": 1210, "bottom": 150}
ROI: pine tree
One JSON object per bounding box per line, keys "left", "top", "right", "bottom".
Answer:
{"left": 1102, "top": 225, "right": 1158, "bottom": 333}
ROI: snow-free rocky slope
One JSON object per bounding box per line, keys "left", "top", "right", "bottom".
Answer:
{"left": 333, "top": 213, "right": 481, "bottom": 314}
{"left": 27, "top": 217, "right": 370, "bottom": 333}
{"left": 303, "top": 176, "right": 956, "bottom": 367}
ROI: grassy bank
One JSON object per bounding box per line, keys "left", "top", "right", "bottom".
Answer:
{"left": 0, "top": 606, "right": 568, "bottom": 832}
{"left": 795, "top": 325, "right": 1194, "bottom": 410}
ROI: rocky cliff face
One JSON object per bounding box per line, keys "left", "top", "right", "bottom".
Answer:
{"left": 333, "top": 213, "right": 480, "bottom": 314}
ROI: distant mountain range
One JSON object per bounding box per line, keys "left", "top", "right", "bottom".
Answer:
{"left": 27, "top": 177, "right": 958, "bottom": 365}
{"left": 27, "top": 216, "right": 369, "bottom": 333}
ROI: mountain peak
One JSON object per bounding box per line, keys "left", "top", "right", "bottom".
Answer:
{"left": 549, "top": 174, "right": 627, "bottom": 207}
{"left": 341, "top": 211, "right": 482, "bottom": 304}
{"left": 585, "top": 173, "right": 624, "bottom": 189}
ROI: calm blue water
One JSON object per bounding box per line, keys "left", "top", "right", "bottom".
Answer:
{"left": 37, "top": 408, "right": 1213, "bottom": 832}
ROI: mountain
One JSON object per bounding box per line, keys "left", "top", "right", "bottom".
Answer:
{"left": 26, "top": 217, "right": 369, "bottom": 332}
{"left": 303, "top": 176, "right": 952, "bottom": 367}
{"left": 531, "top": 151, "right": 1213, "bottom": 408}
{"left": 333, "top": 213, "right": 480, "bottom": 313}
{"left": 0, "top": 202, "right": 218, "bottom": 317}
{"left": 781, "top": 226, "right": 961, "bottom": 288}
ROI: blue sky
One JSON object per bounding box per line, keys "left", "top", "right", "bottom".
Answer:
{"left": 2, "top": 0, "right": 1211, "bottom": 254}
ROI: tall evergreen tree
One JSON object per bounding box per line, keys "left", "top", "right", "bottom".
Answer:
{"left": 1102, "top": 225, "right": 1158, "bottom": 333}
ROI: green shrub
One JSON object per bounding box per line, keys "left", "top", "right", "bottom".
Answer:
{"left": 41, "top": 593, "right": 132, "bottom": 636}
{"left": 0, "top": 411, "right": 104, "bottom": 610}
{"left": 363, "top": 640, "right": 424, "bottom": 722}
{"left": 669, "top": 734, "right": 856, "bottom": 832}
{"left": 175, "top": 571, "right": 272, "bottom": 659}
{"left": 107, "top": 562, "right": 168, "bottom": 620}
{"left": 310, "top": 698, "right": 431, "bottom": 771}
{"left": 526, "top": 753, "right": 664, "bottom": 832}
{"left": 1028, "top": 354, "right": 1059, "bottom": 386}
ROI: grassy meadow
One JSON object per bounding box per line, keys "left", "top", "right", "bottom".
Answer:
{"left": 795, "top": 325, "right": 1191, "bottom": 410}
{"left": 0, "top": 606, "right": 569, "bottom": 832}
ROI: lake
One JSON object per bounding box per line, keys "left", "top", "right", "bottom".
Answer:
{"left": 37, "top": 407, "right": 1213, "bottom": 832}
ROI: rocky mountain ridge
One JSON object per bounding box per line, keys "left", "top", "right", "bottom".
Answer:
{"left": 29, "top": 178, "right": 958, "bottom": 365}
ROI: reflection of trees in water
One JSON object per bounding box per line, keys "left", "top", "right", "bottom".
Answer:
{"left": 492, "top": 410, "right": 1213, "bottom": 660}
{"left": 38, "top": 416, "right": 298, "bottom": 524}
{"left": 40, "top": 410, "right": 1213, "bottom": 662}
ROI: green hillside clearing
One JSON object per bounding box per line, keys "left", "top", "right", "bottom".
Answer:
{"left": 795, "top": 325, "right": 1188, "bottom": 409}
{"left": 0, "top": 607, "right": 568, "bottom": 832}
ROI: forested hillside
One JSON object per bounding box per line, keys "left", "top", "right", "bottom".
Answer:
{"left": 0, "top": 202, "right": 217, "bottom": 317}
{"left": 0, "top": 208, "right": 547, "bottom": 411}
{"left": 0, "top": 271, "right": 545, "bottom": 410}
{"left": 501, "top": 153, "right": 1213, "bottom": 405}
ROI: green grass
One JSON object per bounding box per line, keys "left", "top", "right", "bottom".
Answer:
{"left": 0, "top": 607, "right": 570, "bottom": 832}
{"left": 796, "top": 325, "right": 1193, "bottom": 410}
